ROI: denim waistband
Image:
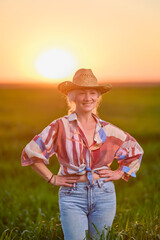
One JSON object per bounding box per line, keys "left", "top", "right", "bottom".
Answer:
{"left": 72, "top": 178, "right": 108, "bottom": 189}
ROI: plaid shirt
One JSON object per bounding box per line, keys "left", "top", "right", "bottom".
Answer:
{"left": 21, "top": 112, "right": 143, "bottom": 182}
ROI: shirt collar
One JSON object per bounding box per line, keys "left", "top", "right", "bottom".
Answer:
{"left": 68, "top": 112, "right": 78, "bottom": 122}
{"left": 68, "top": 112, "right": 101, "bottom": 127}
{"left": 68, "top": 112, "right": 102, "bottom": 133}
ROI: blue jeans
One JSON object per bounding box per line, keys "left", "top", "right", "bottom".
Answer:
{"left": 59, "top": 179, "right": 116, "bottom": 240}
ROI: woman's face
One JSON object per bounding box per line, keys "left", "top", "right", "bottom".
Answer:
{"left": 74, "top": 89, "right": 99, "bottom": 114}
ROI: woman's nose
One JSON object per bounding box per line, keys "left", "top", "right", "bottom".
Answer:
{"left": 84, "top": 92, "right": 91, "bottom": 100}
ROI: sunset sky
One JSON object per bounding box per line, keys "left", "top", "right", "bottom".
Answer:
{"left": 0, "top": 0, "right": 160, "bottom": 84}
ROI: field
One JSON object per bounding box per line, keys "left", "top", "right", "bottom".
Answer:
{"left": 0, "top": 85, "right": 160, "bottom": 239}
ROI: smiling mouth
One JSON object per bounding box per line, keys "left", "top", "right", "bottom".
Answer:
{"left": 83, "top": 102, "right": 93, "bottom": 105}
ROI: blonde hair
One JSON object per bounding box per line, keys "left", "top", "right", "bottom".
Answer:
{"left": 66, "top": 89, "right": 102, "bottom": 115}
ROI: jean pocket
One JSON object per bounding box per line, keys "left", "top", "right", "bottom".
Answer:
{"left": 101, "top": 181, "right": 115, "bottom": 193}
{"left": 59, "top": 186, "right": 75, "bottom": 196}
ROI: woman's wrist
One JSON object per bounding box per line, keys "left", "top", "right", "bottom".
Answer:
{"left": 116, "top": 169, "right": 124, "bottom": 178}
{"left": 49, "top": 174, "right": 57, "bottom": 186}
{"left": 48, "top": 174, "right": 54, "bottom": 183}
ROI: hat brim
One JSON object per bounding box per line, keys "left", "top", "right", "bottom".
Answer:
{"left": 57, "top": 81, "right": 112, "bottom": 95}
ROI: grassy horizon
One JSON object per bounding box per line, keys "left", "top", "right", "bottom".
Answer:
{"left": 0, "top": 81, "right": 160, "bottom": 87}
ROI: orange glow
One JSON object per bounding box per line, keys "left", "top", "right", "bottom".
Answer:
{"left": 0, "top": 0, "right": 160, "bottom": 83}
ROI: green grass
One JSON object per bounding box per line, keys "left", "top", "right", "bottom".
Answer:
{"left": 0, "top": 86, "right": 160, "bottom": 239}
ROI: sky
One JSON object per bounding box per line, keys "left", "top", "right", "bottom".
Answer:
{"left": 0, "top": 0, "right": 160, "bottom": 84}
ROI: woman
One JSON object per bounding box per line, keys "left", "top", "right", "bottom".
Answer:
{"left": 21, "top": 68, "right": 143, "bottom": 240}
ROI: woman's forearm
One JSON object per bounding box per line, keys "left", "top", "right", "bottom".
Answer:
{"left": 31, "top": 162, "right": 80, "bottom": 187}
{"left": 31, "top": 162, "right": 53, "bottom": 182}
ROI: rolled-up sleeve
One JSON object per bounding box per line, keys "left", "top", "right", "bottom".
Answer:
{"left": 21, "top": 120, "right": 58, "bottom": 166}
{"left": 114, "top": 133, "right": 144, "bottom": 181}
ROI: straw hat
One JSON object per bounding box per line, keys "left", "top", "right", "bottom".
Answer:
{"left": 57, "top": 68, "right": 112, "bottom": 95}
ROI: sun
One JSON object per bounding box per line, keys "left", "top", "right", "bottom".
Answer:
{"left": 35, "top": 48, "right": 77, "bottom": 79}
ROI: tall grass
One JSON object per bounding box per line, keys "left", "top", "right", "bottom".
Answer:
{"left": 0, "top": 86, "right": 160, "bottom": 239}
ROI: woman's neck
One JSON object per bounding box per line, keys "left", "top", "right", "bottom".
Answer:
{"left": 75, "top": 111, "right": 95, "bottom": 124}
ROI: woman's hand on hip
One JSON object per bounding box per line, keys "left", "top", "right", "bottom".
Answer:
{"left": 51, "top": 175, "right": 80, "bottom": 187}
{"left": 97, "top": 169, "right": 124, "bottom": 182}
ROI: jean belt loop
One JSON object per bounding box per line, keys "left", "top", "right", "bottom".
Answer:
{"left": 73, "top": 182, "right": 76, "bottom": 190}
{"left": 97, "top": 179, "right": 102, "bottom": 188}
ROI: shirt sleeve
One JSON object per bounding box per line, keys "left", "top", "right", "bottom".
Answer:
{"left": 21, "top": 120, "right": 58, "bottom": 166}
{"left": 114, "top": 132, "right": 144, "bottom": 181}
